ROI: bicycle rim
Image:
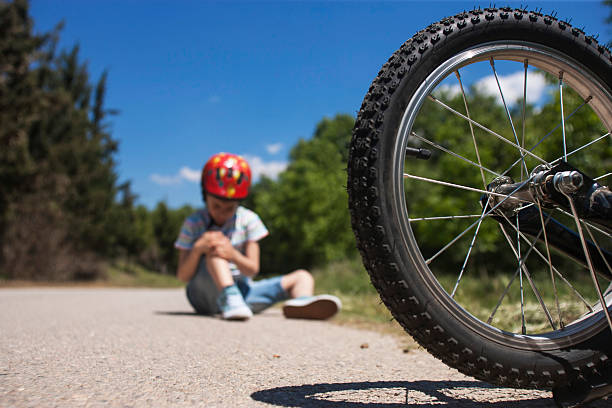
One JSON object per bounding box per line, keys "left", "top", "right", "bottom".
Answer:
{"left": 393, "top": 41, "right": 612, "bottom": 350}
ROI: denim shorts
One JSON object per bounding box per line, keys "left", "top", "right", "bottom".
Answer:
{"left": 186, "top": 258, "right": 289, "bottom": 315}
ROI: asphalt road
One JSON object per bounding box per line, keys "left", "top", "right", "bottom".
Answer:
{"left": 0, "top": 288, "right": 607, "bottom": 407}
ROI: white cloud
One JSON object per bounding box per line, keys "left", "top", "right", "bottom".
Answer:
{"left": 475, "top": 70, "right": 549, "bottom": 106}
{"left": 242, "top": 154, "right": 287, "bottom": 181}
{"left": 150, "top": 174, "right": 181, "bottom": 186}
{"left": 266, "top": 143, "right": 283, "bottom": 155}
{"left": 150, "top": 166, "right": 201, "bottom": 186}
{"left": 179, "top": 166, "right": 201, "bottom": 182}
{"left": 436, "top": 83, "right": 462, "bottom": 98}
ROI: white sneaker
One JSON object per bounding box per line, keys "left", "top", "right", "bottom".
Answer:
{"left": 217, "top": 286, "right": 253, "bottom": 321}
{"left": 282, "top": 295, "right": 342, "bottom": 320}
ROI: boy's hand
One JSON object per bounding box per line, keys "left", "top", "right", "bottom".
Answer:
{"left": 210, "top": 235, "right": 235, "bottom": 261}
{"left": 193, "top": 231, "right": 226, "bottom": 255}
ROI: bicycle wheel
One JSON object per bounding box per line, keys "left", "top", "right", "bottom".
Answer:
{"left": 348, "top": 7, "right": 612, "bottom": 390}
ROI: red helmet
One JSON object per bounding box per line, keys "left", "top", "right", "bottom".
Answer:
{"left": 201, "top": 153, "right": 252, "bottom": 200}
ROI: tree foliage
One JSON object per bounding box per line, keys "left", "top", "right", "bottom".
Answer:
{"left": 245, "top": 114, "right": 357, "bottom": 275}
{"left": 0, "top": 1, "right": 196, "bottom": 280}
{"left": 0, "top": 0, "right": 120, "bottom": 279}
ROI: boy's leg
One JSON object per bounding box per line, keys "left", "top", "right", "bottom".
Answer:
{"left": 280, "top": 269, "right": 314, "bottom": 298}
{"left": 240, "top": 269, "right": 316, "bottom": 314}
{"left": 280, "top": 269, "right": 342, "bottom": 320}
{"left": 186, "top": 259, "right": 221, "bottom": 315}
{"left": 206, "top": 255, "right": 235, "bottom": 290}
{"left": 241, "top": 276, "right": 290, "bottom": 314}
{"left": 206, "top": 255, "right": 252, "bottom": 320}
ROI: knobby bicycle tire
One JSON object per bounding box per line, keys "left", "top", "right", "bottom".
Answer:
{"left": 348, "top": 7, "right": 612, "bottom": 390}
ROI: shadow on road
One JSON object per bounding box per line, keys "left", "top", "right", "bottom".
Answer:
{"left": 155, "top": 308, "right": 285, "bottom": 318}
{"left": 251, "top": 380, "right": 556, "bottom": 407}
{"left": 154, "top": 311, "right": 202, "bottom": 317}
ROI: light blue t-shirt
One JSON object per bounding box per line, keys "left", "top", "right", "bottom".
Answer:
{"left": 174, "top": 206, "right": 269, "bottom": 276}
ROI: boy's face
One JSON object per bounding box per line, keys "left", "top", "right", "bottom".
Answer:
{"left": 206, "top": 194, "right": 239, "bottom": 226}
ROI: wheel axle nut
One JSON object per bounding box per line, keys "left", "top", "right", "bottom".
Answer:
{"left": 553, "top": 171, "right": 583, "bottom": 194}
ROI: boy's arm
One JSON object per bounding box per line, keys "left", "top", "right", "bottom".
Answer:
{"left": 176, "top": 248, "right": 203, "bottom": 282}
{"left": 176, "top": 231, "right": 225, "bottom": 282}
{"left": 235, "top": 240, "right": 260, "bottom": 277}
{"left": 212, "top": 239, "right": 260, "bottom": 277}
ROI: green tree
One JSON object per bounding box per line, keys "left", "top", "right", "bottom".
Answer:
{"left": 150, "top": 202, "right": 194, "bottom": 274}
{"left": 0, "top": 0, "right": 120, "bottom": 280}
{"left": 105, "top": 183, "right": 154, "bottom": 260}
{"left": 247, "top": 114, "right": 356, "bottom": 275}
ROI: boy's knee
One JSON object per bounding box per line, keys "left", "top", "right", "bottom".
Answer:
{"left": 294, "top": 269, "right": 314, "bottom": 284}
{"left": 206, "top": 254, "right": 230, "bottom": 269}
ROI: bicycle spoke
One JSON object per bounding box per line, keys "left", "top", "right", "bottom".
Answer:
{"left": 500, "top": 97, "right": 591, "bottom": 177}
{"left": 537, "top": 201, "right": 564, "bottom": 328}
{"left": 498, "top": 209, "right": 594, "bottom": 312}
{"left": 501, "top": 223, "right": 528, "bottom": 334}
{"left": 551, "top": 132, "right": 611, "bottom": 165}
{"left": 410, "top": 132, "right": 501, "bottom": 178}
{"left": 428, "top": 95, "right": 549, "bottom": 166}
{"left": 563, "top": 192, "right": 612, "bottom": 334}
{"left": 499, "top": 216, "right": 556, "bottom": 332}
{"left": 521, "top": 60, "right": 528, "bottom": 181}
{"left": 515, "top": 216, "right": 528, "bottom": 335}
{"left": 582, "top": 221, "right": 612, "bottom": 277}
{"left": 403, "top": 173, "right": 530, "bottom": 201}
{"left": 409, "top": 214, "right": 487, "bottom": 222}
{"left": 425, "top": 178, "right": 533, "bottom": 265}
{"left": 559, "top": 72, "right": 568, "bottom": 161}
{"left": 530, "top": 97, "right": 591, "bottom": 153}
{"left": 515, "top": 215, "right": 528, "bottom": 335}
{"left": 456, "top": 69, "right": 487, "bottom": 189}
{"left": 488, "top": 213, "right": 555, "bottom": 326}
{"left": 490, "top": 58, "right": 529, "bottom": 176}
{"left": 556, "top": 208, "right": 612, "bottom": 241}
{"left": 596, "top": 173, "right": 611, "bottom": 181}
{"left": 488, "top": 267, "right": 519, "bottom": 325}
{"left": 451, "top": 206, "right": 488, "bottom": 298}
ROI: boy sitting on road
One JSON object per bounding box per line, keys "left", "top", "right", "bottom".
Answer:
{"left": 175, "top": 152, "right": 341, "bottom": 320}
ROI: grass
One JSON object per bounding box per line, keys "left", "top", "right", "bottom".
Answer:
{"left": 313, "top": 258, "right": 391, "bottom": 322}
{"left": 105, "top": 260, "right": 184, "bottom": 288}
{"left": 436, "top": 272, "right": 600, "bottom": 333}
{"left": 0, "top": 260, "right": 184, "bottom": 288}
{"left": 313, "top": 258, "right": 606, "bottom": 349}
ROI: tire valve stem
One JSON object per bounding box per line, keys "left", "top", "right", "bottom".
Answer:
{"left": 406, "top": 147, "right": 432, "bottom": 160}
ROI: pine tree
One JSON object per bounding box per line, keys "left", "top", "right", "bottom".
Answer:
{"left": 0, "top": 0, "right": 121, "bottom": 280}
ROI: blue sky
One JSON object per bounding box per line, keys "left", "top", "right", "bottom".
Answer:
{"left": 29, "top": 1, "right": 611, "bottom": 208}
